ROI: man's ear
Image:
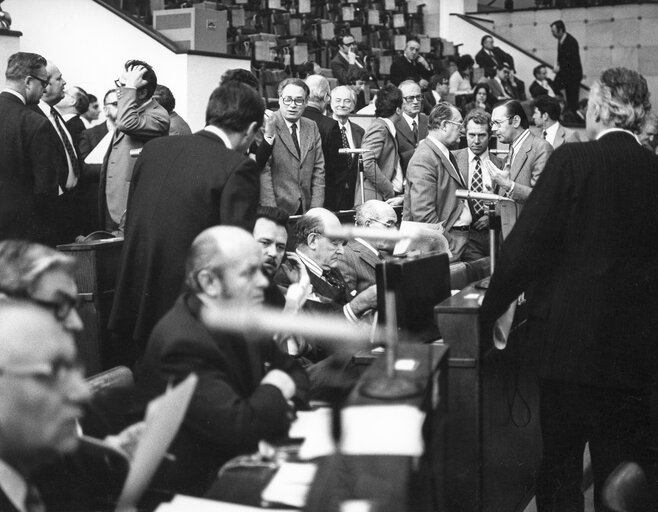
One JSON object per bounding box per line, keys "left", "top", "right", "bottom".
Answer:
{"left": 307, "top": 233, "right": 319, "bottom": 250}
{"left": 137, "top": 87, "right": 149, "bottom": 103}
{"left": 196, "top": 269, "right": 223, "bottom": 298}
{"left": 246, "top": 121, "right": 258, "bottom": 139}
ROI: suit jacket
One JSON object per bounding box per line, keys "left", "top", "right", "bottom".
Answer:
{"left": 389, "top": 55, "right": 432, "bottom": 86}
{"left": 31, "top": 103, "right": 75, "bottom": 191}
{"left": 108, "top": 130, "right": 260, "bottom": 350}
{"left": 453, "top": 148, "right": 503, "bottom": 219}
{"left": 422, "top": 90, "right": 438, "bottom": 116}
{"left": 78, "top": 122, "right": 109, "bottom": 183}
{"left": 0, "top": 92, "right": 60, "bottom": 244}
{"left": 486, "top": 77, "right": 511, "bottom": 100}
{"left": 475, "top": 47, "right": 514, "bottom": 71}
{"left": 302, "top": 106, "right": 342, "bottom": 210}
{"left": 330, "top": 52, "right": 366, "bottom": 85}
{"left": 552, "top": 123, "right": 581, "bottom": 148}
{"left": 481, "top": 131, "right": 658, "bottom": 390}
{"left": 529, "top": 78, "right": 558, "bottom": 99}
{"left": 335, "top": 120, "right": 364, "bottom": 211}
{"left": 509, "top": 76, "right": 526, "bottom": 101}
{"left": 336, "top": 239, "right": 380, "bottom": 294}
{"left": 65, "top": 114, "right": 86, "bottom": 150}
{"left": 168, "top": 111, "right": 192, "bottom": 136}
{"left": 555, "top": 33, "right": 583, "bottom": 88}
{"left": 135, "top": 294, "right": 309, "bottom": 496}
{"left": 260, "top": 111, "right": 325, "bottom": 215}
{"left": 356, "top": 117, "right": 399, "bottom": 205}
{"left": 395, "top": 113, "right": 429, "bottom": 173}
{"left": 99, "top": 89, "right": 169, "bottom": 227}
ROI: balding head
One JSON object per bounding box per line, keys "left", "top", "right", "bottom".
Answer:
{"left": 185, "top": 226, "right": 268, "bottom": 306}
{"left": 305, "top": 74, "right": 331, "bottom": 109}
{"left": 293, "top": 208, "right": 345, "bottom": 270}
{"left": 42, "top": 61, "right": 66, "bottom": 107}
{"left": 355, "top": 200, "right": 398, "bottom": 252}
{"left": 0, "top": 299, "right": 89, "bottom": 473}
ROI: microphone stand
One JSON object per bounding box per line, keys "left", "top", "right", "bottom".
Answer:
{"left": 358, "top": 152, "right": 365, "bottom": 205}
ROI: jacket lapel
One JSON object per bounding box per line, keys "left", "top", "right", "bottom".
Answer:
{"left": 275, "top": 111, "right": 300, "bottom": 161}
{"left": 354, "top": 242, "right": 380, "bottom": 269}
{"left": 427, "top": 139, "right": 466, "bottom": 188}
{"left": 299, "top": 118, "right": 312, "bottom": 163}
{"left": 511, "top": 138, "right": 531, "bottom": 182}
{"left": 396, "top": 117, "right": 415, "bottom": 146}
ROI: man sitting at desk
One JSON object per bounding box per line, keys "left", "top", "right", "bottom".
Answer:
{"left": 135, "top": 226, "right": 309, "bottom": 497}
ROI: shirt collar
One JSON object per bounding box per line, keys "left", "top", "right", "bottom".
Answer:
{"left": 355, "top": 238, "right": 379, "bottom": 257}
{"left": 427, "top": 133, "right": 450, "bottom": 161}
{"left": 559, "top": 33, "right": 567, "bottom": 44}
{"left": 511, "top": 129, "right": 530, "bottom": 152}
{"left": 402, "top": 112, "right": 418, "bottom": 128}
{"left": 596, "top": 127, "right": 640, "bottom": 143}
{"left": 204, "top": 125, "right": 233, "bottom": 149}
{"left": 381, "top": 117, "right": 396, "bottom": 138}
{"left": 544, "top": 121, "right": 560, "bottom": 140}
{"left": 468, "top": 148, "right": 489, "bottom": 162}
{"left": 0, "top": 459, "right": 28, "bottom": 512}
{"left": 284, "top": 118, "right": 299, "bottom": 132}
{"left": 295, "top": 248, "right": 323, "bottom": 277}
{"left": 2, "top": 88, "right": 26, "bottom": 104}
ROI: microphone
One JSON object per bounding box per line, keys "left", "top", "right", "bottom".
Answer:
{"left": 338, "top": 148, "right": 371, "bottom": 154}
{"left": 455, "top": 189, "right": 513, "bottom": 202}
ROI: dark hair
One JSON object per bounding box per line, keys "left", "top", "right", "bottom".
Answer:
{"left": 256, "top": 206, "right": 289, "bottom": 229}
{"left": 456, "top": 54, "right": 474, "bottom": 73}
{"left": 463, "top": 107, "right": 492, "bottom": 134}
{"left": 533, "top": 64, "right": 546, "bottom": 78}
{"left": 472, "top": 83, "right": 494, "bottom": 109}
{"left": 480, "top": 35, "right": 493, "bottom": 46}
{"left": 124, "top": 59, "right": 157, "bottom": 99}
{"left": 220, "top": 68, "right": 259, "bottom": 91}
{"left": 428, "top": 102, "right": 459, "bottom": 130}
{"left": 206, "top": 81, "right": 264, "bottom": 132}
{"left": 88, "top": 94, "right": 98, "bottom": 105}
{"left": 103, "top": 88, "right": 116, "bottom": 105}
{"left": 429, "top": 72, "right": 450, "bottom": 89}
{"left": 338, "top": 33, "right": 355, "bottom": 46}
{"left": 551, "top": 20, "right": 565, "bottom": 32}
{"left": 5, "top": 52, "right": 47, "bottom": 81}
{"left": 277, "top": 77, "right": 309, "bottom": 98}
{"left": 499, "top": 99, "right": 529, "bottom": 129}
{"left": 71, "top": 87, "right": 90, "bottom": 115}
{"left": 534, "top": 95, "right": 561, "bottom": 121}
{"left": 154, "top": 84, "right": 175, "bottom": 113}
{"left": 375, "top": 84, "right": 403, "bottom": 118}
{"left": 292, "top": 213, "right": 324, "bottom": 248}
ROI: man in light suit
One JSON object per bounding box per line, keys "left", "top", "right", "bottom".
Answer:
{"left": 99, "top": 59, "right": 169, "bottom": 232}
{"left": 330, "top": 85, "right": 364, "bottom": 210}
{"left": 395, "top": 80, "right": 429, "bottom": 174}
{"left": 336, "top": 200, "right": 397, "bottom": 294}
{"left": 259, "top": 78, "right": 325, "bottom": 215}
{"left": 356, "top": 84, "right": 404, "bottom": 206}
{"left": 481, "top": 67, "right": 658, "bottom": 511}
{"left": 402, "top": 102, "right": 470, "bottom": 260}
{"left": 486, "top": 100, "right": 553, "bottom": 238}
{"left": 452, "top": 109, "right": 503, "bottom": 262}
{"left": 532, "top": 95, "right": 581, "bottom": 149}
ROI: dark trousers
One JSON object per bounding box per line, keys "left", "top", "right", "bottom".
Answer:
{"left": 535, "top": 378, "right": 651, "bottom": 512}
{"left": 563, "top": 80, "right": 581, "bottom": 117}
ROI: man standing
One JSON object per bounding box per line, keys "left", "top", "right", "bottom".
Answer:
{"left": 302, "top": 75, "right": 342, "bottom": 211}
{"left": 109, "top": 81, "right": 262, "bottom": 359}
{"left": 81, "top": 94, "right": 100, "bottom": 129}
{"left": 259, "top": 78, "right": 325, "bottom": 215}
{"left": 533, "top": 95, "right": 581, "bottom": 149}
{"left": 0, "top": 52, "right": 60, "bottom": 245}
{"left": 100, "top": 59, "right": 169, "bottom": 232}
{"left": 389, "top": 38, "right": 432, "bottom": 88}
{"left": 529, "top": 64, "right": 559, "bottom": 100}
{"left": 453, "top": 109, "right": 503, "bottom": 262}
{"left": 403, "top": 103, "right": 470, "bottom": 260}
{"left": 422, "top": 72, "right": 450, "bottom": 116}
{"left": 475, "top": 35, "right": 514, "bottom": 71}
{"left": 135, "top": 226, "right": 309, "bottom": 497}
{"left": 550, "top": 20, "right": 583, "bottom": 116}
{"left": 395, "top": 80, "right": 429, "bottom": 174}
{"left": 153, "top": 84, "right": 192, "bottom": 136}
{"left": 481, "top": 67, "right": 658, "bottom": 511}
{"left": 330, "top": 86, "right": 364, "bottom": 210}
{"left": 486, "top": 99, "right": 553, "bottom": 237}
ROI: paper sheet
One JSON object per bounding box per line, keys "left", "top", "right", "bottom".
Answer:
{"left": 156, "top": 495, "right": 292, "bottom": 511}
{"left": 260, "top": 462, "right": 317, "bottom": 508}
{"left": 84, "top": 128, "right": 114, "bottom": 164}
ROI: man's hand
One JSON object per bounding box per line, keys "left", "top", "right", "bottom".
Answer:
{"left": 386, "top": 196, "right": 404, "bottom": 207}
{"left": 347, "top": 49, "right": 358, "bottom": 65}
{"left": 263, "top": 109, "right": 276, "bottom": 139}
{"left": 484, "top": 159, "right": 512, "bottom": 191}
{"left": 417, "top": 55, "right": 431, "bottom": 70}
{"left": 473, "top": 214, "right": 489, "bottom": 231}
{"left": 121, "top": 64, "right": 148, "bottom": 89}
{"left": 104, "top": 421, "right": 146, "bottom": 460}
{"left": 349, "top": 284, "right": 378, "bottom": 316}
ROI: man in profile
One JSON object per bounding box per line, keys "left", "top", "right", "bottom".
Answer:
{"left": 136, "top": 226, "right": 308, "bottom": 497}
{"left": 109, "top": 81, "right": 263, "bottom": 362}
{"left": 529, "top": 64, "right": 558, "bottom": 100}
{"left": 550, "top": 20, "right": 583, "bottom": 116}
{"left": 532, "top": 95, "right": 581, "bottom": 149}
{"left": 481, "top": 67, "right": 658, "bottom": 511}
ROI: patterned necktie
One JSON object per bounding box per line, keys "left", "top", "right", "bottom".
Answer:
{"left": 470, "top": 155, "right": 486, "bottom": 218}
{"left": 542, "top": 130, "right": 548, "bottom": 140}
{"left": 290, "top": 123, "right": 301, "bottom": 157}
{"left": 321, "top": 268, "right": 348, "bottom": 302}
{"left": 25, "top": 481, "right": 46, "bottom": 512}
{"left": 51, "top": 108, "right": 79, "bottom": 178}
{"left": 412, "top": 119, "right": 418, "bottom": 145}
{"left": 340, "top": 125, "right": 353, "bottom": 167}
{"left": 505, "top": 144, "right": 515, "bottom": 171}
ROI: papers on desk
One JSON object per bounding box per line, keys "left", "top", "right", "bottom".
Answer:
{"left": 291, "top": 405, "right": 425, "bottom": 460}
{"left": 155, "top": 495, "right": 292, "bottom": 511}
{"left": 261, "top": 462, "right": 317, "bottom": 508}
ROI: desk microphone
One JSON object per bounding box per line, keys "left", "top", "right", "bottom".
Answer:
{"left": 338, "top": 148, "right": 371, "bottom": 154}
{"left": 455, "top": 189, "right": 513, "bottom": 202}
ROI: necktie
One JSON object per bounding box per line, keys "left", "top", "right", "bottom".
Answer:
{"left": 290, "top": 123, "right": 301, "bottom": 157}
{"left": 321, "top": 268, "right": 348, "bottom": 302}
{"left": 25, "top": 481, "right": 46, "bottom": 512}
{"left": 340, "top": 125, "right": 353, "bottom": 167}
{"left": 412, "top": 120, "right": 418, "bottom": 145}
{"left": 51, "top": 108, "right": 79, "bottom": 179}
{"left": 505, "top": 144, "right": 514, "bottom": 171}
{"left": 470, "top": 156, "right": 486, "bottom": 219}
{"left": 542, "top": 130, "right": 548, "bottom": 140}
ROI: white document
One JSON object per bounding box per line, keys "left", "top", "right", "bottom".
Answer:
{"left": 261, "top": 462, "right": 318, "bottom": 508}
{"left": 115, "top": 374, "right": 198, "bottom": 512}
{"left": 84, "top": 128, "right": 114, "bottom": 164}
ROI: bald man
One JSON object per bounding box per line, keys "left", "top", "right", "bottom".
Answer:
{"left": 135, "top": 226, "right": 309, "bottom": 497}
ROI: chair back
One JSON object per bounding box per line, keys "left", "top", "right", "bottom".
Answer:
{"left": 601, "top": 461, "right": 649, "bottom": 512}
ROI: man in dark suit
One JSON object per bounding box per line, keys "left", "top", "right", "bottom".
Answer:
{"left": 475, "top": 35, "right": 514, "bottom": 71}
{"left": 481, "top": 67, "right": 658, "bottom": 512}
{"left": 395, "top": 80, "right": 429, "bottom": 174}
{"left": 135, "top": 226, "right": 309, "bottom": 497}
{"left": 330, "top": 33, "right": 368, "bottom": 87}
{"left": 302, "top": 75, "right": 342, "bottom": 211}
{"left": 389, "top": 38, "right": 432, "bottom": 88}
{"left": 529, "top": 64, "right": 559, "bottom": 100}
{"left": 422, "top": 72, "right": 450, "bottom": 116}
{"left": 61, "top": 86, "right": 89, "bottom": 150}
{"left": 108, "top": 81, "right": 262, "bottom": 361}
{"left": 330, "top": 85, "right": 365, "bottom": 210}
{"left": 551, "top": 20, "right": 583, "bottom": 116}
{"left": 0, "top": 52, "right": 60, "bottom": 245}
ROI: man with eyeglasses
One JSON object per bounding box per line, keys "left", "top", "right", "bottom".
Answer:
{"left": 331, "top": 85, "right": 364, "bottom": 210}
{"left": 0, "top": 52, "right": 61, "bottom": 244}
{"left": 330, "top": 34, "right": 367, "bottom": 87}
{"left": 395, "top": 80, "right": 429, "bottom": 174}
{"left": 403, "top": 102, "right": 471, "bottom": 260}
{"left": 302, "top": 75, "right": 342, "bottom": 211}
{"left": 485, "top": 99, "right": 552, "bottom": 238}
{"left": 390, "top": 38, "right": 432, "bottom": 88}
{"left": 260, "top": 78, "right": 325, "bottom": 216}
{"left": 99, "top": 59, "right": 169, "bottom": 233}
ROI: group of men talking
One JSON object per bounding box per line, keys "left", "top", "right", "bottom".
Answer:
{"left": 0, "top": 39, "right": 657, "bottom": 512}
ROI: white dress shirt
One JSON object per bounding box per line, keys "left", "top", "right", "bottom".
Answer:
{"left": 38, "top": 100, "right": 77, "bottom": 190}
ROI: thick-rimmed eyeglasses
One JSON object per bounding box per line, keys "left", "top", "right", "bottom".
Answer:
{"left": 30, "top": 295, "right": 79, "bottom": 323}
{"left": 403, "top": 95, "right": 422, "bottom": 103}
{"left": 29, "top": 75, "right": 50, "bottom": 88}
{"left": 490, "top": 117, "right": 512, "bottom": 128}
{"left": 281, "top": 96, "right": 305, "bottom": 106}
{"left": 0, "top": 357, "right": 84, "bottom": 386}
{"left": 445, "top": 120, "right": 463, "bottom": 128}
